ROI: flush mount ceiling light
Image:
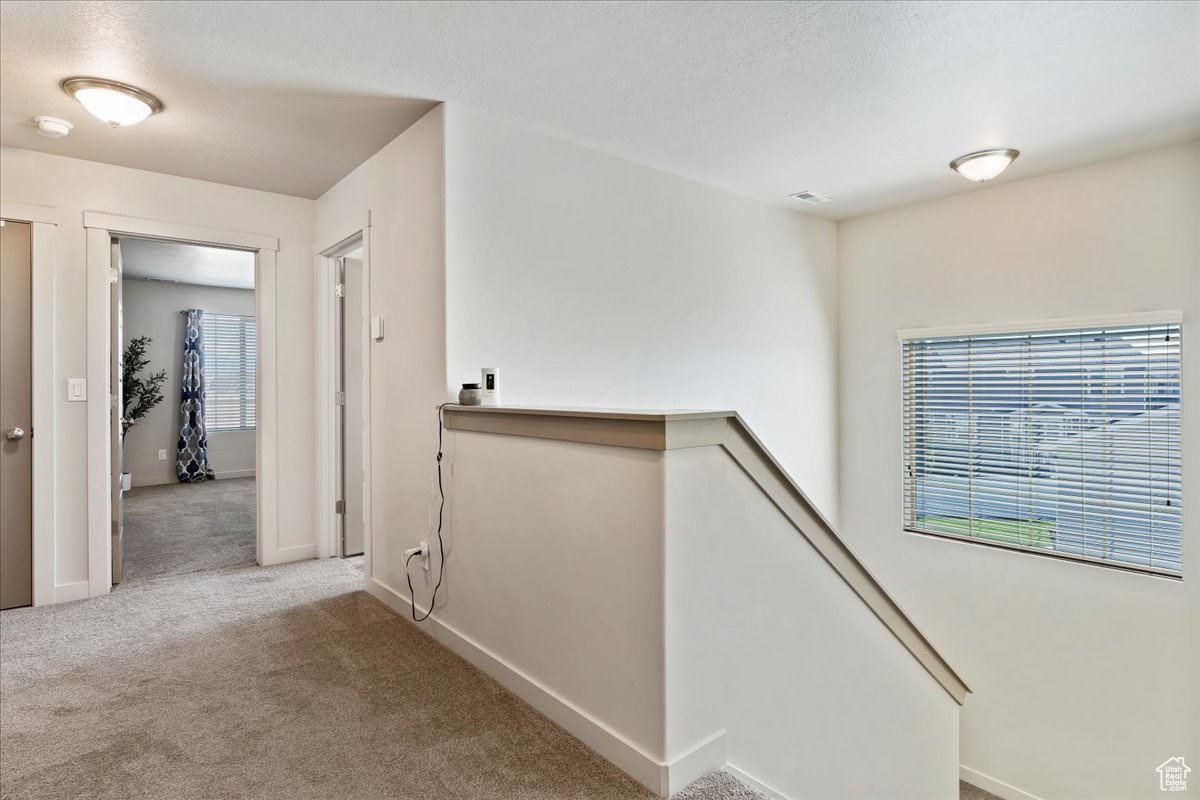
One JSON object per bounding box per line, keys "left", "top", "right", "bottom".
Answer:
{"left": 949, "top": 148, "right": 1019, "bottom": 182}
{"left": 62, "top": 77, "right": 163, "bottom": 127}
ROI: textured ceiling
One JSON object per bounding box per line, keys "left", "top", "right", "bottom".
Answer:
{"left": 2, "top": 1, "right": 1197, "bottom": 216}
{"left": 121, "top": 238, "right": 255, "bottom": 290}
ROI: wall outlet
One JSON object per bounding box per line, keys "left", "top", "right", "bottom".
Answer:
{"left": 158, "top": 449, "right": 168, "bottom": 461}
{"left": 420, "top": 540, "right": 430, "bottom": 571}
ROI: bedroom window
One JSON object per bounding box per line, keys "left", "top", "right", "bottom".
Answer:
{"left": 204, "top": 313, "right": 257, "bottom": 432}
{"left": 901, "top": 316, "right": 1183, "bottom": 577}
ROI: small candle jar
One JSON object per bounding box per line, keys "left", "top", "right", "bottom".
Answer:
{"left": 458, "top": 383, "right": 482, "bottom": 405}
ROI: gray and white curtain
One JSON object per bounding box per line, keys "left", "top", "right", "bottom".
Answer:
{"left": 177, "top": 309, "right": 215, "bottom": 482}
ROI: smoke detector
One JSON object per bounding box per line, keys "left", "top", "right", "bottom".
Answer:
{"left": 789, "top": 190, "right": 833, "bottom": 205}
{"left": 33, "top": 116, "right": 73, "bottom": 138}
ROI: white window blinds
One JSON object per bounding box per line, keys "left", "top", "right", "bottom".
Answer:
{"left": 902, "top": 320, "right": 1183, "bottom": 577}
{"left": 204, "top": 313, "right": 256, "bottom": 432}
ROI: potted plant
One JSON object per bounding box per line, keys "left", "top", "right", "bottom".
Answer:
{"left": 121, "top": 336, "right": 168, "bottom": 488}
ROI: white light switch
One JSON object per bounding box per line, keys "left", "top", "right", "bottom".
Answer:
{"left": 67, "top": 378, "right": 87, "bottom": 401}
{"left": 370, "top": 317, "right": 385, "bottom": 341}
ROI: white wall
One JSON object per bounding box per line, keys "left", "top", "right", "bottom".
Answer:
{"left": 121, "top": 278, "right": 256, "bottom": 486}
{"left": 0, "top": 146, "right": 316, "bottom": 590}
{"left": 837, "top": 142, "right": 1200, "bottom": 800}
{"left": 443, "top": 106, "right": 840, "bottom": 522}
{"left": 665, "top": 445, "right": 959, "bottom": 800}
{"left": 435, "top": 431, "right": 667, "bottom": 764}
{"left": 364, "top": 423, "right": 959, "bottom": 798}
{"left": 314, "top": 105, "right": 446, "bottom": 594}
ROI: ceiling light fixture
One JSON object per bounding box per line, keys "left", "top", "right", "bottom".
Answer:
{"left": 949, "top": 148, "right": 1019, "bottom": 182}
{"left": 62, "top": 77, "right": 163, "bottom": 127}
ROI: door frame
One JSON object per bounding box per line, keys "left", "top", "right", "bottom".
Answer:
{"left": 84, "top": 212, "right": 280, "bottom": 597}
{"left": 315, "top": 222, "right": 372, "bottom": 576}
{"left": 0, "top": 202, "right": 56, "bottom": 606}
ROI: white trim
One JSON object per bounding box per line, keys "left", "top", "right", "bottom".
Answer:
{"left": 0, "top": 202, "right": 59, "bottom": 226}
{"left": 28, "top": 221, "right": 56, "bottom": 606}
{"left": 314, "top": 250, "right": 335, "bottom": 558}
{"left": 255, "top": 249, "right": 278, "bottom": 565}
{"left": 663, "top": 730, "right": 727, "bottom": 796}
{"left": 214, "top": 469, "right": 256, "bottom": 480}
{"left": 261, "top": 542, "right": 318, "bottom": 565}
{"left": 85, "top": 228, "right": 111, "bottom": 598}
{"left": 367, "top": 575, "right": 713, "bottom": 797}
{"left": 897, "top": 310, "right": 1184, "bottom": 341}
{"left": 360, "top": 228, "right": 373, "bottom": 581}
{"left": 725, "top": 764, "right": 791, "bottom": 800}
{"left": 53, "top": 580, "right": 90, "bottom": 604}
{"left": 960, "top": 765, "right": 1042, "bottom": 800}
{"left": 130, "top": 476, "right": 175, "bottom": 488}
{"left": 82, "top": 212, "right": 278, "bottom": 252}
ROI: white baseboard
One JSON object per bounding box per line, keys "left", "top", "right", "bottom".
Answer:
{"left": 961, "top": 765, "right": 1041, "bottom": 800}
{"left": 131, "top": 475, "right": 175, "bottom": 488}
{"left": 214, "top": 469, "right": 255, "bottom": 480}
{"left": 130, "top": 470, "right": 255, "bottom": 487}
{"left": 259, "top": 543, "right": 317, "bottom": 566}
{"left": 726, "top": 764, "right": 791, "bottom": 800}
{"left": 366, "top": 576, "right": 724, "bottom": 797}
{"left": 665, "top": 729, "right": 727, "bottom": 795}
{"left": 53, "top": 581, "right": 90, "bottom": 604}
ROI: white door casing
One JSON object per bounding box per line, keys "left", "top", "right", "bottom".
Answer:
{"left": 85, "top": 212, "right": 283, "bottom": 596}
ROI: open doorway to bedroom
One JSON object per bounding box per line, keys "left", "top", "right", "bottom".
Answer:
{"left": 114, "top": 236, "right": 258, "bottom": 586}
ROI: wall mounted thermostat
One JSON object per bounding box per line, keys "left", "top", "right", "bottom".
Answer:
{"left": 480, "top": 367, "right": 499, "bottom": 405}
{"left": 370, "top": 317, "right": 385, "bottom": 341}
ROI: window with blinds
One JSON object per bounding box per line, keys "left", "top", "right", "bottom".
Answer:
{"left": 901, "top": 320, "right": 1183, "bottom": 577}
{"left": 204, "top": 314, "right": 256, "bottom": 432}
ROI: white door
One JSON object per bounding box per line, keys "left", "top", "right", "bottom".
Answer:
{"left": 338, "top": 256, "right": 365, "bottom": 557}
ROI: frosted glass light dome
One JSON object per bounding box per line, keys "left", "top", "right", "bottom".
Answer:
{"left": 63, "top": 78, "right": 163, "bottom": 127}
{"left": 949, "top": 149, "right": 1020, "bottom": 182}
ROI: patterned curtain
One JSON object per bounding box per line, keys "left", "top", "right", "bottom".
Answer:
{"left": 177, "top": 309, "right": 215, "bottom": 482}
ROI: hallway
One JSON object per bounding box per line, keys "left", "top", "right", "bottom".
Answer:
{"left": 0, "top": 556, "right": 683, "bottom": 799}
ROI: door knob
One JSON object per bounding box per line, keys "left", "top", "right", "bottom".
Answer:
{"left": 4, "top": 427, "right": 25, "bottom": 441}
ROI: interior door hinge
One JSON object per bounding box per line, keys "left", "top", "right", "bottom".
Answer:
{"left": 109, "top": 267, "right": 119, "bottom": 284}
{"left": 335, "top": 283, "right": 346, "bottom": 298}
{"left": 335, "top": 499, "right": 345, "bottom": 514}
{"left": 335, "top": 391, "right": 346, "bottom": 406}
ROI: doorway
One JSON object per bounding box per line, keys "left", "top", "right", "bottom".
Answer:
{"left": 112, "top": 236, "right": 259, "bottom": 586}
{"left": 85, "top": 212, "right": 282, "bottom": 597}
{"left": 0, "top": 220, "right": 32, "bottom": 609}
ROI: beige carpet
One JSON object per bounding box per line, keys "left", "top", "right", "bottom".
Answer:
{"left": 0, "top": 554, "right": 767, "bottom": 800}
{"left": 3, "top": 486, "right": 996, "bottom": 800}
{"left": 121, "top": 478, "right": 257, "bottom": 586}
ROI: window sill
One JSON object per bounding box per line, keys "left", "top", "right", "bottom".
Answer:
{"left": 903, "top": 526, "right": 1183, "bottom": 581}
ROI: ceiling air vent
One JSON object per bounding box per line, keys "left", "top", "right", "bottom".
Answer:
{"left": 789, "top": 190, "right": 833, "bottom": 205}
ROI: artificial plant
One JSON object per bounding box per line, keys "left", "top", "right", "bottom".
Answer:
{"left": 121, "top": 336, "right": 168, "bottom": 437}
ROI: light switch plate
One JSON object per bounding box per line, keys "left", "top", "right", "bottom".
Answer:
{"left": 67, "top": 378, "right": 87, "bottom": 401}
{"left": 370, "top": 316, "right": 385, "bottom": 341}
